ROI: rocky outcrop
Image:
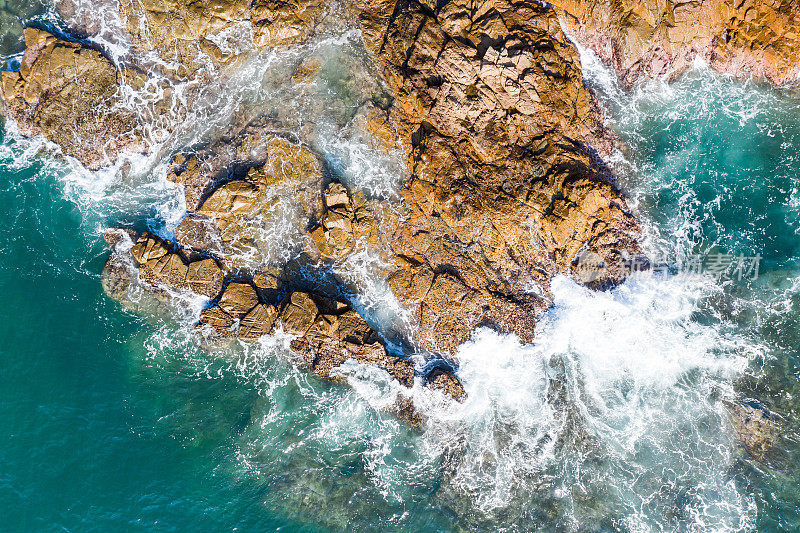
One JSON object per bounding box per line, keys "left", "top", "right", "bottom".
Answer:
{"left": 549, "top": 0, "right": 800, "bottom": 86}
{"left": 7, "top": 0, "right": 646, "bottom": 420}
{"left": 354, "top": 0, "right": 643, "bottom": 353}
{"left": 102, "top": 229, "right": 465, "bottom": 423}
{"left": 170, "top": 128, "right": 324, "bottom": 270}
{"left": 0, "top": 28, "right": 146, "bottom": 169}
{"left": 57, "top": 0, "right": 330, "bottom": 76}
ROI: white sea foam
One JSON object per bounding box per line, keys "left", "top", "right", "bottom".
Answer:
{"left": 413, "top": 272, "right": 759, "bottom": 529}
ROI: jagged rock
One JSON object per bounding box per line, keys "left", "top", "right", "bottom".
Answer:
{"left": 198, "top": 305, "right": 236, "bottom": 335}
{"left": 355, "top": 0, "right": 643, "bottom": 353}
{"left": 279, "top": 291, "right": 319, "bottom": 336}
{"left": 140, "top": 252, "right": 190, "bottom": 290}
{"left": 0, "top": 28, "right": 146, "bottom": 169}
{"left": 426, "top": 368, "right": 467, "bottom": 402}
{"left": 103, "top": 229, "right": 466, "bottom": 412}
{"left": 549, "top": 0, "right": 800, "bottom": 86}
{"left": 171, "top": 131, "right": 324, "bottom": 270}
{"left": 275, "top": 292, "right": 416, "bottom": 388}
{"left": 131, "top": 232, "right": 169, "bottom": 263}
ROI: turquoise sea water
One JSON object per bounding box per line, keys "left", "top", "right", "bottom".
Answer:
{"left": 2, "top": 6, "right": 800, "bottom": 532}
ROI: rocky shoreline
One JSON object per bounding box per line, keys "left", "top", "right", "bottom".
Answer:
{"left": 4, "top": 0, "right": 786, "bottom": 439}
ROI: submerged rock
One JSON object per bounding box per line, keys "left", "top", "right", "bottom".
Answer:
{"left": 548, "top": 0, "right": 800, "bottom": 86}
{"left": 729, "top": 400, "right": 779, "bottom": 462}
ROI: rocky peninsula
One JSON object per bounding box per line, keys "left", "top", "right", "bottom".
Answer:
{"left": 3, "top": 0, "right": 733, "bottom": 422}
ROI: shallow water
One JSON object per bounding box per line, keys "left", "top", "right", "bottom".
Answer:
{"left": 1, "top": 5, "right": 800, "bottom": 532}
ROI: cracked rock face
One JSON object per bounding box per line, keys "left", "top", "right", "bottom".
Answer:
{"left": 549, "top": 0, "right": 800, "bottom": 86}
{"left": 355, "top": 0, "right": 643, "bottom": 353}
{"left": 0, "top": 28, "right": 147, "bottom": 169}
{"left": 170, "top": 129, "right": 324, "bottom": 270}
{"left": 57, "top": 0, "right": 330, "bottom": 75}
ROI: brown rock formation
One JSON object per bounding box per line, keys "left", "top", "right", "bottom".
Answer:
{"left": 549, "top": 0, "right": 800, "bottom": 86}
{"left": 355, "top": 0, "right": 642, "bottom": 353}
{"left": 114, "top": 0, "right": 327, "bottom": 75}
{"left": 102, "top": 229, "right": 465, "bottom": 420}
{"left": 7, "top": 0, "right": 647, "bottom": 421}
{"left": 170, "top": 128, "right": 324, "bottom": 270}
{"left": 0, "top": 28, "right": 146, "bottom": 169}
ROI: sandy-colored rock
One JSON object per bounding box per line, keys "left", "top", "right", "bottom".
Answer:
{"left": 131, "top": 232, "right": 169, "bottom": 264}
{"left": 218, "top": 282, "right": 259, "bottom": 316}
{"left": 198, "top": 305, "right": 236, "bottom": 334}
{"left": 355, "top": 0, "right": 643, "bottom": 353}
{"left": 185, "top": 258, "right": 225, "bottom": 298}
{"left": 550, "top": 0, "right": 800, "bottom": 86}
{"left": 239, "top": 302, "right": 279, "bottom": 340}
{"left": 117, "top": 0, "right": 327, "bottom": 76}
{"left": 0, "top": 28, "right": 145, "bottom": 169}
{"left": 170, "top": 129, "right": 324, "bottom": 270}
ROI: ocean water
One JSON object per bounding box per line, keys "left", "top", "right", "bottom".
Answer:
{"left": 1, "top": 4, "right": 800, "bottom": 532}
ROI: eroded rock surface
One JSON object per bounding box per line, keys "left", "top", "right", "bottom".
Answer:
{"left": 171, "top": 129, "right": 324, "bottom": 270}
{"left": 549, "top": 0, "right": 800, "bottom": 86}
{"left": 10, "top": 0, "right": 650, "bottom": 421}
{"left": 102, "top": 229, "right": 465, "bottom": 422}
{"left": 355, "top": 0, "right": 643, "bottom": 352}
{"left": 0, "top": 28, "right": 146, "bottom": 168}
{"left": 58, "top": 0, "right": 330, "bottom": 76}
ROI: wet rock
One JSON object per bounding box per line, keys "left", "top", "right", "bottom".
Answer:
{"left": 218, "top": 281, "right": 259, "bottom": 316}
{"left": 730, "top": 400, "right": 778, "bottom": 462}
{"left": 354, "top": 0, "right": 642, "bottom": 352}
{"left": 426, "top": 367, "right": 467, "bottom": 402}
{"left": 105, "top": 231, "right": 467, "bottom": 410}
{"left": 279, "top": 294, "right": 416, "bottom": 388}
{"left": 197, "top": 305, "right": 236, "bottom": 337}
{"left": 549, "top": 0, "right": 800, "bottom": 86}
{"left": 170, "top": 130, "right": 324, "bottom": 270}
{"left": 116, "top": 0, "right": 327, "bottom": 75}
{"left": 101, "top": 254, "right": 132, "bottom": 301}
{"left": 0, "top": 28, "right": 146, "bottom": 169}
